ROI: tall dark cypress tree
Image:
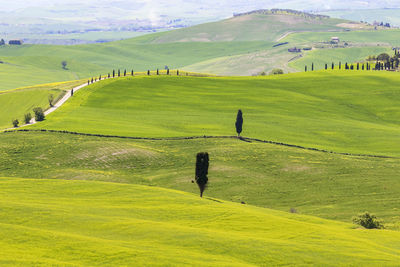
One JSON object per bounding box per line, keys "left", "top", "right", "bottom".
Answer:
{"left": 339, "top": 62, "right": 341, "bottom": 70}
{"left": 325, "top": 63, "right": 327, "bottom": 70}
{"left": 167, "top": 69, "right": 170, "bottom": 75}
{"left": 177, "top": 70, "right": 179, "bottom": 76}
{"left": 157, "top": 69, "right": 159, "bottom": 75}
{"left": 124, "top": 69, "right": 126, "bottom": 76}
{"left": 108, "top": 73, "right": 110, "bottom": 78}
{"left": 195, "top": 152, "right": 209, "bottom": 198}
{"left": 357, "top": 63, "right": 360, "bottom": 70}
{"left": 305, "top": 65, "right": 307, "bottom": 72}
{"left": 118, "top": 69, "right": 120, "bottom": 77}
{"left": 332, "top": 62, "right": 334, "bottom": 70}
{"left": 311, "top": 63, "right": 314, "bottom": 71}
{"left": 147, "top": 70, "right": 150, "bottom": 75}
{"left": 131, "top": 70, "right": 134, "bottom": 76}
{"left": 235, "top": 109, "right": 243, "bottom": 137}
{"left": 113, "top": 70, "right": 115, "bottom": 78}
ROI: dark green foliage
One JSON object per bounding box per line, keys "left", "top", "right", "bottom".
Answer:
{"left": 195, "top": 152, "right": 209, "bottom": 197}
{"left": 377, "top": 53, "right": 390, "bottom": 62}
{"left": 305, "top": 65, "right": 307, "bottom": 72}
{"left": 157, "top": 69, "right": 159, "bottom": 75}
{"left": 177, "top": 70, "right": 179, "bottom": 76}
{"left": 331, "top": 62, "right": 334, "bottom": 70}
{"left": 61, "top": 61, "right": 67, "bottom": 70}
{"left": 108, "top": 73, "right": 110, "bottom": 78}
{"left": 167, "top": 69, "right": 170, "bottom": 75}
{"left": 270, "top": 68, "right": 284, "bottom": 75}
{"left": 48, "top": 94, "right": 54, "bottom": 107}
{"left": 131, "top": 70, "right": 134, "bottom": 76}
{"left": 235, "top": 109, "right": 243, "bottom": 136}
{"left": 353, "top": 212, "right": 384, "bottom": 229}
{"left": 33, "top": 107, "right": 45, "bottom": 121}
{"left": 311, "top": 63, "right": 314, "bottom": 71}
{"left": 24, "top": 113, "right": 32, "bottom": 124}
{"left": 325, "top": 63, "right": 327, "bottom": 70}
{"left": 339, "top": 62, "right": 341, "bottom": 70}
{"left": 113, "top": 70, "right": 115, "bottom": 77}
{"left": 12, "top": 119, "right": 19, "bottom": 127}
{"left": 71, "top": 89, "right": 74, "bottom": 96}
{"left": 147, "top": 70, "right": 150, "bottom": 75}
{"left": 118, "top": 69, "right": 120, "bottom": 77}
{"left": 124, "top": 69, "right": 126, "bottom": 76}
{"left": 0, "top": 39, "right": 5, "bottom": 46}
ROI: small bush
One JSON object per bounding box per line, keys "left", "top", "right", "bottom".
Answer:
{"left": 260, "top": 71, "right": 266, "bottom": 76}
{"left": 290, "top": 208, "right": 297, "bottom": 213}
{"left": 48, "top": 94, "right": 54, "bottom": 107}
{"left": 33, "top": 107, "right": 45, "bottom": 121}
{"left": 24, "top": 113, "right": 32, "bottom": 124}
{"left": 12, "top": 119, "right": 19, "bottom": 127}
{"left": 270, "top": 68, "right": 284, "bottom": 75}
{"left": 353, "top": 212, "right": 384, "bottom": 229}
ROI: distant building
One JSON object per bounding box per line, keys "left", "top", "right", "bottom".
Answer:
{"left": 9, "top": 40, "right": 23, "bottom": 45}
{"left": 331, "top": 37, "right": 340, "bottom": 43}
{"left": 288, "top": 47, "right": 301, "bottom": 53}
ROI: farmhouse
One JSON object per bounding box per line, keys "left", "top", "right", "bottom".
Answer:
{"left": 331, "top": 37, "right": 340, "bottom": 43}
{"left": 9, "top": 40, "right": 23, "bottom": 45}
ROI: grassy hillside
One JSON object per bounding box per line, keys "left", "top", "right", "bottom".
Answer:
{"left": 144, "top": 13, "right": 348, "bottom": 43}
{"left": 1, "top": 177, "right": 400, "bottom": 265}
{"left": 2, "top": 131, "right": 400, "bottom": 228}
{"left": 290, "top": 46, "right": 391, "bottom": 71}
{"left": 1, "top": 11, "right": 391, "bottom": 88}
{"left": 0, "top": 80, "right": 84, "bottom": 129}
{"left": 283, "top": 29, "right": 400, "bottom": 46}
{"left": 29, "top": 72, "right": 400, "bottom": 157}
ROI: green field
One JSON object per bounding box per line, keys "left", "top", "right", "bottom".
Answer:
{"left": 289, "top": 47, "right": 391, "bottom": 70}
{"left": 1, "top": 131, "right": 400, "bottom": 229}
{"left": 0, "top": 80, "right": 84, "bottom": 129}
{"left": 1, "top": 12, "right": 397, "bottom": 89}
{"left": 1, "top": 177, "right": 400, "bottom": 265}
{"left": 30, "top": 72, "right": 400, "bottom": 157}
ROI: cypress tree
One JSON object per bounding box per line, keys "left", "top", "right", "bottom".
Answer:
{"left": 99, "top": 75, "right": 101, "bottom": 80}
{"left": 305, "top": 65, "right": 307, "bottom": 72}
{"left": 339, "top": 62, "right": 341, "bottom": 70}
{"left": 108, "top": 73, "right": 110, "bottom": 78}
{"left": 195, "top": 152, "right": 209, "bottom": 198}
{"left": 147, "top": 70, "right": 150, "bottom": 75}
{"left": 157, "top": 69, "right": 159, "bottom": 75}
{"left": 88, "top": 80, "right": 90, "bottom": 85}
{"left": 177, "top": 70, "right": 179, "bottom": 76}
{"left": 167, "top": 69, "right": 170, "bottom": 75}
{"left": 113, "top": 70, "right": 115, "bottom": 78}
{"left": 71, "top": 89, "right": 74, "bottom": 96}
{"left": 332, "top": 62, "right": 334, "bottom": 70}
{"left": 357, "top": 63, "right": 359, "bottom": 70}
{"left": 124, "top": 69, "right": 126, "bottom": 76}
{"left": 118, "top": 69, "right": 120, "bottom": 77}
{"left": 235, "top": 109, "right": 243, "bottom": 137}
{"left": 91, "top": 78, "right": 93, "bottom": 83}
{"left": 325, "top": 63, "right": 327, "bottom": 70}
{"left": 131, "top": 70, "right": 134, "bottom": 76}
{"left": 311, "top": 63, "right": 314, "bottom": 71}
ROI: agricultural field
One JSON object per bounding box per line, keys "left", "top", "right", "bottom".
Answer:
{"left": 0, "top": 80, "right": 84, "bottom": 129}
{"left": 2, "top": 7, "right": 400, "bottom": 265}
{"left": 1, "top": 177, "right": 400, "bottom": 265}
{"left": 1, "top": 11, "right": 398, "bottom": 89}
{"left": 1, "top": 130, "right": 400, "bottom": 229}
{"left": 30, "top": 72, "right": 400, "bottom": 157}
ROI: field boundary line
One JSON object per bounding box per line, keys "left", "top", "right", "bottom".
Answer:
{"left": 3, "top": 129, "right": 396, "bottom": 159}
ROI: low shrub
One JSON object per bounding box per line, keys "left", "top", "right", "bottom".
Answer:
{"left": 33, "top": 107, "right": 45, "bottom": 121}
{"left": 270, "top": 68, "right": 284, "bottom": 75}
{"left": 24, "top": 113, "right": 32, "bottom": 124}
{"left": 353, "top": 212, "right": 384, "bottom": 229}
{"left": 12, "top": 119, "right": 19, "bottom": 127}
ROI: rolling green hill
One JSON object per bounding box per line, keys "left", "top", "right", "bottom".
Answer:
{"left": 0, "top": 80, "right": 84, "bottom": 129}
{"left": 1, "top": 131, "right": 400, "bottom": 228}
{"left": 1, "top": 10, "right": 396, "bottom": 89}
{"left": 1, "top": 177, "right": 400, "bottom": 265}
{"left": 29, "top": 72, "right": 400, "bottom": 157}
